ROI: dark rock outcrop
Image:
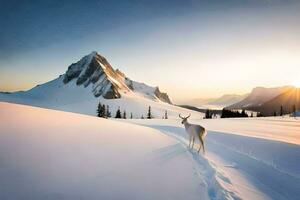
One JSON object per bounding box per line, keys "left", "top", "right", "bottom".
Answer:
{"left": 62, "top": 51, "right": 172, "bottom": 103}
{"left": 154, "top": 87, "right": 172, "bottom": 104}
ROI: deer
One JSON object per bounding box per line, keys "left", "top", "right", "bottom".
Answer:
{"left": 179, "top": 114, "right": 206, "bottom": 154}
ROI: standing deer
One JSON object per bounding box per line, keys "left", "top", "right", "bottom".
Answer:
{"left": 179, "top": 114, "right": 206, "bottom": 154}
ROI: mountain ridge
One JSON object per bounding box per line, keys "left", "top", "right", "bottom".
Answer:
{"left": 226, "top": 86, "right": 300, "bottom": 116}
{"left": 247, "top": 88, "right": 300, "bottom": 116}
{"left": 226, "top": 86, "right": 294, "bottom": 110}
{"left": 0, "top": 51, "right": 201, "bottom": 118}
{"left": 60, "top": 51, "right": 171, "bottom": 103}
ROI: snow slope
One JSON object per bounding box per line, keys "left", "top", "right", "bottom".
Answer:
{"left": 0, "top": 52, "right": 202, "bottom": 119}
{"left": 198, "top": 117, "right": 300, "bottom": 145}
{"left": 1, "top": 102, "right": 299, "bottom": 200}
{"left": 129, "top": 118, "right": 300, "bottom": 200}
{"left": 0, "top": 76, "right": 202, "bottom": 119}
{"left": 0, "top": 102, "right": 216, "bottom": 200}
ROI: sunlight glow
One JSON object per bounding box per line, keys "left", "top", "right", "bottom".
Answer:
{"left": 291, "top": 80, "right": 300, "bottom": 88}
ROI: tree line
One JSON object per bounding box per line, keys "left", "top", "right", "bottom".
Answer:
{"left": 273, "top": 104, "right": 297, "bottom": 117}
{"left": 203, "top": 108, "right": 249, "bottom": 119}
{"left": 221, "top": 109, "right": 248, "bottom": 118}
{"left": 97, "top": 102, "right": 168, "bottom": 119}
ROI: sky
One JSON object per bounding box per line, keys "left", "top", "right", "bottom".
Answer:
{"left": 0, "top": 0, "right": 300, "bottom": 103}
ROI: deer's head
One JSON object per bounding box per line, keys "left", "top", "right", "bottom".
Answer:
{"left": 179, "top": 114, "right": 191, "bottom": 124}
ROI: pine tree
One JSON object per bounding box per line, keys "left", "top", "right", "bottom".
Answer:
{"left": 141, "top": 115, "right": 144, "bottom": 119}
{"left": 106, "top": 105, "right": 111, "bottom": 118}
{"left": 123, "top": 110, "right": 127, "bottom": 119}
{"left": 257, "top": 112, "right": 264, "bottom": 117}
{"left": 97, "top": 102, "right": 106, "bottom": 118}
{"left": 115, "top": 107, "right": 122, "bottom": 118}
{"left": 130, "top": 112, "right": 133, "bottom": 119}
{"left": 164, "top": 110, "right": 168, "bottom": 119}
{"left": 147, "top": 106, "right": 152, "bottom": 119}
{"left": 292, "top": 104, "right": 296, "bottom": 116}
{"left": 273, "top": 111, "right": 277, "bottom": 116}
{"left": 102, "top": 104, "right": 106, "bottom": 118}
{"left": 250, "top": 112, "right": 253, "bottom": 118}
{"left": 241, "top": 109, "right": 248, "bottom": 117}
{"left": 280, "top": 105, "right": 284, "bottom": 116}
{"left": 205, "top": 109, "right": 211, "bottom": 119}
{"left": 97, "top": 102, "right": 102, "bottom": 117}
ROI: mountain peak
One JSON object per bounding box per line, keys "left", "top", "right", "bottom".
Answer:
{"left": 62, "top": 52, "right": 172, "bottom": 103}
{"left": 89, "top": 51, "right": 98, "bottom": 56}
{"left": 63, "top": 51, "right": 130, "bottom": 98}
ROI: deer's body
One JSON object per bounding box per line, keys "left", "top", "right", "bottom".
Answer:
{"left": 180, "top": 114, "right": 206, "bottom": 154}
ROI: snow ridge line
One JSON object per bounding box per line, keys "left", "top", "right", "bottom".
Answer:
{"left": 149, "top": 127, "right": 241, "bottom": 200}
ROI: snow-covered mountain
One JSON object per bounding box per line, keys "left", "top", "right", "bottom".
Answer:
{"left": 0, "top": 51, "right": 202, "bottom": 118}
{"left": 226, "top": 86, "right": 293, "bottom": 110}
{"left": 62, "top": 51, "right": 171, "bottom": 103}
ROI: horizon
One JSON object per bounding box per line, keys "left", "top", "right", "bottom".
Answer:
{"left": 1, "top": 0, "right": 300, "bottom": 103}
{"left": 1, "top": 1, "right": 300, "bottom": 198}
{"left": 0, "top": 50, "right": 298, "bottom": 103}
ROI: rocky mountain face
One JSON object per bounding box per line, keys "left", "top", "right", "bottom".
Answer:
{"left": 0, "top": 51, "right": 177, "bottom": 117}
{"left": 62, "top": 51, "right": 172, "bottom": 104}
{"left": 63, "top": 52, "right": 129, "bottom": 99}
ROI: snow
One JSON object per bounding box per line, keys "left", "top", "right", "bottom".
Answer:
{"left": 128, "top": 117, "right": 300, "bottom": 200}
{"left": 0, "top": 51, "right": 179, "bottom": 117}
{"left": 0, "top": 75, "right": 203, "bottom": 119}
{"left": 0, "top": 102, "right": 207, "bottom": 200}
{"left": 1, "top": 102, "right": 299, "bottom": 200}
{"left": 199, "top": 117, "right": 300, "bottom": 145}
{"left": 125, "top": 78, "right": 158, "bottom": 100}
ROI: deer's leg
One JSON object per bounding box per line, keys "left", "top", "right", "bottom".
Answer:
{"left": 188, "top": 136, "right": 191, "bottom": 148}
{"left": 197, "top": 134, "right": 201, "bottom": 153}
{"left": 192, "top": 137, "right": 195, "bottom": 149}
{"left": 199, "top": 135, "right": 205, "bottom": 154}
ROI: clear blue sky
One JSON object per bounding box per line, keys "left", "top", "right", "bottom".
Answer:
{"left": 1, "top": 0, "right": 300, "bottom": 103}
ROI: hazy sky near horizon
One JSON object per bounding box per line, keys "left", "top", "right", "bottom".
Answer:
{"left": 1, "top": 0, "right": 300, "bottom": 103}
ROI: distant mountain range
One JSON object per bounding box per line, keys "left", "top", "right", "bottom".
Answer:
{"left": 226, "top": 86, "right": 300, "bottom": 116}
{"left": 227, "top": 86, "right": 292, "bottom": 109}
{"left": 209, "top": 94, "right": 249, "bottom": 106}
{"left": 1, "top": 51, "right": 298, "bottom": 118}
{"left": 186, "top": 94, "right": 248, "bottom": 108}
{"left": 0, "top": 51, "right": 200, "bottom": 118}
{"left": 185, "top": 85, "right": 300, "bottom": 116}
